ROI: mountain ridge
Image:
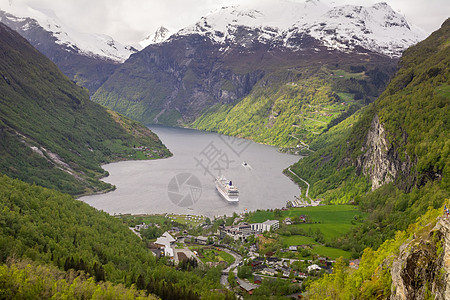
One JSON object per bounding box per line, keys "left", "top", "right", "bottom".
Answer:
{"left": 170, "top": 1, "right": 426, "bottom": 58}
{"left": 93, "top": 1, "right": 419, "bottom": 143}
{"left": 0, "top": 3, "right": 136, "bottom": 94}
{"left": 0, "top": 22, "right": 171, "bottom": 195}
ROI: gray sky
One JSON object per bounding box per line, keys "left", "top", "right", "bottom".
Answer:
{"left": 5, "top": 0, "right": 450, "bottom": 45}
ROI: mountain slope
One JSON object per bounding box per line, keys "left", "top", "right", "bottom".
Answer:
{"left": 287, "top": 18, "right": 449, "bottom": 255}
{"left": 0, "top": 4, "right": 136, "bottom": 93}
{"left": 292, "top": 18, "right": 450, "bottom": 299}
{"left": 0, "top": 22, "right": 171, "bottom": 195}
{"left": 93, "top": 1, "right": 425, "bottom": 147}
{"left": 0, "top": 174, "right": 230, "bottom": 299}
{"left": 307, "top": 204, "right": 448, "bottom": 299}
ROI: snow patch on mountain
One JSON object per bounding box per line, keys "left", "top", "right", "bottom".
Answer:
{"left": 175, "top": 0, "right": 427, "bottom": 57}
{"left": 139, "top": 26, "right": 174, "bottom": 49}
{"left": 0, "top": 1, "right": 136, "bottom": 62}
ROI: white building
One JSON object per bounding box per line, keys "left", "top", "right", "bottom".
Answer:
{"left": 154, "top": 231, "right": 176, "bottom": 258}
{"left": 251, "top": 220, "right": 280, "bottom": 232}
{"left": 307, "top": 264, "right": 322, "bottom": 272}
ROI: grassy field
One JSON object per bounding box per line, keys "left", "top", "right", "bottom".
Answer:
{"left": 436, "top": 84, "right": 450, "bottom": 98}
{"left": 189, "top": 247, "right": 235, "bottom": 264}
{"left": 249, "top": 205, "right": 364, "bottom": 259}
{"left": 281, "top": 232, "right": 352, "bottom": 259}
{"left": 282, "top": 235, "right": 317, "bottom": 245}
{"left": 168, "top": 214, "right": 206, "bottom": 227}
{"left": 313, "top": 245, "right": 351, "bottom": 259}
{"left": 118, "top": 213, "right": 206, "bottom": 227}
{"left": 248, "top": 205, "right": 363, "bottom": 226}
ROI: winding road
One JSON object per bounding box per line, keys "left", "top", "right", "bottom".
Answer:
{"left": 288, "top": 167, "right": 311, "bottom": 199}
{"left": 218, "top": 247, "right": 242, "bottom": 288}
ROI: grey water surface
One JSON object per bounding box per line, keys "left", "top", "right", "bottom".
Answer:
{"left": 79, "top": 126, "right": 301, "bottom": 217}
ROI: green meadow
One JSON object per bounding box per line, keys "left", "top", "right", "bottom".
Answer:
{"left": 248, "top": 205, "right": 364, "bottom": 259}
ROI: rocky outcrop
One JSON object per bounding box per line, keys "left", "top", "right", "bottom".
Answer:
{"left": 391, "top": 217, "right": 450, "bottom": 300}
{"left": 356, "top": 114, "right": 413, "bottom": 190}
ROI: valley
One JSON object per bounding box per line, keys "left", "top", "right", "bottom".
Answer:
{"left": 0, "top": 1, "right": 448, "bottom": 299}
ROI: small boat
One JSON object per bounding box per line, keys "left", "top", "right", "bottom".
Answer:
{"left": 215, "top": 176, "right": 239, "bottom": 202}
{"left": 242, "top": 161, "right": 251, "bottom": 168}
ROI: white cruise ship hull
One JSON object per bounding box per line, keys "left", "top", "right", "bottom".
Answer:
{"left": 216, "top": 184, "right": 239, "bottom": 202}
{"left": 215, "top": 176, "right": 239, "bottom": 202}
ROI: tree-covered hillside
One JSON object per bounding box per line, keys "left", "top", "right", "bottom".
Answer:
{"left": 0, "top": 174, "right": 233, "bottom": 299}
{"left": 287, "top": 19, "right": 449, "bottom": 256}
{"left": 0, "top": 23, "right": 171, "bottom": 195}
{"left": 192, "top": 61, "right": 393, "bottom": 147}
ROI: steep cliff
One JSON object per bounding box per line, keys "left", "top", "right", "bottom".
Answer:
{"left": 356, "top": 114, "right": 414, "bottom": 190}
{"left": 391, "top": 216, "right": 450, "bottom": 299}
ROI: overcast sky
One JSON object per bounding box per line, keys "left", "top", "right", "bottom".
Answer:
{"left": 4, "top": 0, "right": 449, "bottom": 45}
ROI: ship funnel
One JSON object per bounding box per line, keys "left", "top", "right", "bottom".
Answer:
{"left": 229, "top": 181, "right": 232, "bottom": 186}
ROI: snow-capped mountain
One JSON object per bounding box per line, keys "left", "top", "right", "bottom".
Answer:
{"left": 93, "top": 1, "right": 412, "bottom": 127}
{"left": 0, "top": 2, "right": 138, "bottom": 94}
{"left": 174, "top": 0, "right": 427, "bottom": 58}
{"left": 139, "top": 26, "right": 174, "bottom": 49}
{"left": 0, "top": 2, "right": 136, "bottom": 62}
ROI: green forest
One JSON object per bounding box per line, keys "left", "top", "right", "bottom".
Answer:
{"left": 192, "top": 63, "right": 393, "bottom": 148}
{"left": 0, "top": 174, "right": 234, "bottom": 299}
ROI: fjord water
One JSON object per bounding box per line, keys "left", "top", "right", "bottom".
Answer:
{"left": 80, "top": 126, "right": 300, "bottom": 217}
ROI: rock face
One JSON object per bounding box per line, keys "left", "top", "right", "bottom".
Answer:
{"left": 391, "top": 217, "right": 450, "bottom": 300}
{"left": 356, "top": 114, "right": 413, "bottom": 190}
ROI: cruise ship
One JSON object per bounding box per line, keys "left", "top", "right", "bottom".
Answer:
{"left": 215, "top": 176, "right": 239, "bottom": 202}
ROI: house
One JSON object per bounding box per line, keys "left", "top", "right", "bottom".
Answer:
{"left": 252, "top": 264, "right": 267, "bottom": 272}
{"left": 195, "top": 236, "right": 209, "bottom": 245}
{"left": 289, "top": 245, "right": 298, "bottom": 251}
{"left": 238, "top": 224, "right": 252, "bottom": 235}
{"left": 237, "top": 278, "right": 259, "bottom": 295}
{"left": 154, "top": 231, "right": 176, "bottom": 259}
{"left": 349, "top": 259, "right": 360, "bottom": 269}
{"left": 135, "top": 223, "right": 149, "bottom": 231}
{"left": 170, "top": 226, "right": 181, "bottom": 233}
{"left": 254, "top": 275, "right": 262, "bottom": 284}
{"left": 219, "top": 223, "right": 254, "bottom": 241}
{"left": 284, "top": 217, "right": 292, "bottom": 225}
{"left": 250, "top": 258, "right": 263, "bottom": 267}
{"left": 261, "top": 268, "right": 277, "bottom": 276}
{"left": 307, "top": 264, "right": 322, "bottom": 272}
{"left": 267, "top": 257, "right": 279, "bottom": 263}
{"left": 318, "top": 257, "right": 327, "bottom": 265}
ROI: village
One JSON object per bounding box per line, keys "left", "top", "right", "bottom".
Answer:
{"left": 120, "top": 206, "right": 362, "bottom": 297}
